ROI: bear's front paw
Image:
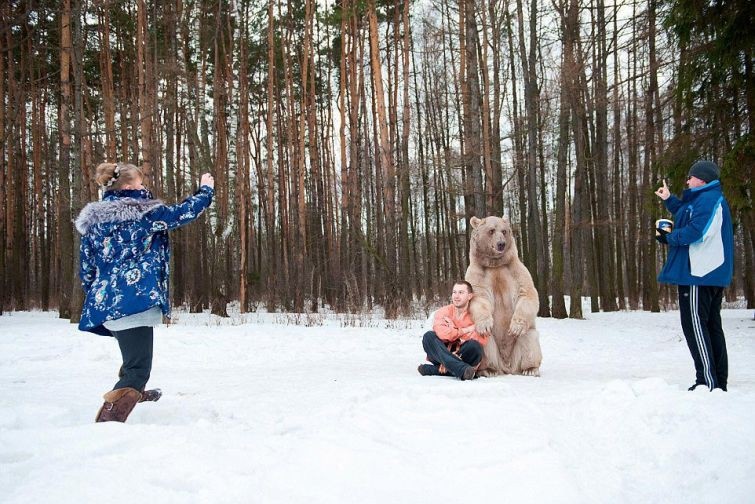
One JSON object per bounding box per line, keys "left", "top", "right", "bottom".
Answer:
{"left": 507, "top": 318, "right": 528, "bottom": 338}
{"left": 476, "top": 316, "right": 494, "bottom": 336}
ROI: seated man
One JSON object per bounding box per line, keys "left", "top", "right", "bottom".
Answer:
{"left": 418, "top": 281, "right": 487, "bottom": 380}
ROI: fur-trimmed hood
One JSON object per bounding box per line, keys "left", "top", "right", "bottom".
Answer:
{"left": 75, "top": 197, "right": 164, "bottom": 235}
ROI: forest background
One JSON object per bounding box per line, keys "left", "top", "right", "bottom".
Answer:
{"left": 0, "top": 0, "right": 752, "bottom": 321}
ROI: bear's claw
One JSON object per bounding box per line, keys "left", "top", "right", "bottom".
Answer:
{"left": 476, "top": 316, "right": 494, "bottom": 336}
{"left": 507, "top": 318, "right": 528, "bottom": 338}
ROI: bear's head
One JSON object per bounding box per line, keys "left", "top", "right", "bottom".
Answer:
{"left": 469, "top": 216, "right": 518, "bottom": 267}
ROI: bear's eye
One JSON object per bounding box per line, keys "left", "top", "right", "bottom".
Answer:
{"left": 488, "top": 229, "right": 495, "bottom": 236}
{"left": 503, "top": 229, "right": 508, "bottom": 236}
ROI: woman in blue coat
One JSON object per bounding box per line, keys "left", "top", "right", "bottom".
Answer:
{"left": 75, "top": 162, "right": 214, "bottom": 421}
{"left": 655, "top": 160, "right": 734, "bottom": 392}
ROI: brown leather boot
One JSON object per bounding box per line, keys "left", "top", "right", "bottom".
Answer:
{"left": 95, "top": 387, "right": 142, "bottom": 423}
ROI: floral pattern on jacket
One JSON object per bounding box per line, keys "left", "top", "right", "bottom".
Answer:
{"left": 76, "top": 186, "right": 214, "bottom": 336}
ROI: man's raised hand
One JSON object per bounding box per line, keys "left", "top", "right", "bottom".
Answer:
{"left": 654, "top": 179, "right": 670, "bottom": 200}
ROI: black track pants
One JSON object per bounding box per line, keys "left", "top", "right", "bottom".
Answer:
{"left": 678, "top": 285, "right": 728, "bottom": 391}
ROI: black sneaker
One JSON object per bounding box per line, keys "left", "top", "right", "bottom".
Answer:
{"left": 417, "top": 364, "right": 441, "bottom": 376}
{"left": 461, "top": 366, "right": 477, "bottom": 381}
{"left": 139, "top": 388, "right": 162, "bottom": 402}
{"left": 688, "top": 383, "right": 706, "bottom": 391}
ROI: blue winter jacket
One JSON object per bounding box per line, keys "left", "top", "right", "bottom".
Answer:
{"left": 657, "top": 180, "right": 734, "bottom": 287}
{"left": 75, "top": 186, "right": 214, "bottom": 336}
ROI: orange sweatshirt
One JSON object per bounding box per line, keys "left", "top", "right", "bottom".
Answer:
{"left": 432, "top": 304, "right": 488, "bottom": 347}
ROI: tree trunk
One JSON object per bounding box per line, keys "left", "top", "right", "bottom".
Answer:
{"left": 58, "top": 0, "right": 74, "bottom": 320}
{"left": 503, "top": 7, "right": 527, "bottom": 263}
{"left": 551, "top": 0, "right": 571, "bottom": 319}
{"left": 642, "top": 0, "right": 660, "bottom": 312}
{"left": 399, "top": 0, "right": 413, "bottom": 303}
{"left": 264, "top": 0, "right": 278, "bottom": 309}
{"left": 98, "top": 1, "right": 117, "bottom": 160}
{"left": 593, "top": 0, "right": 617, "bottom": 311}
{"left": 137, "top": 0, "right": 152, "bottom": 181}
{"left": 368, "top": 0, "right": 399, "bottom": 316}
{"left": 479, "top": 2, "right": 496, "bottom": 216}
{"left": 0, "top": 8, "right": 7, "bottom": 314}
{"left": 516, "top": 0, "right": 549, "bottom": 316}
{"left": 612, "top": 1, "right": 626, "bottom": 310}
{"left": 210, "top": 3, "right": 229, "bottom": 318}
{"left": 564, "top": 0, "right": 583, "bottom": 319}
{"left": 461, "top": 0, "right": 485, "bottom": 221}
{"left": 70, "top": 0, "right": 87, "bottom": 323}
{"left": 626, "top": 5, "right": 640, "bottom": 309}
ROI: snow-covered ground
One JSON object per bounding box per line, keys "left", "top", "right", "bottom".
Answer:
{"left": 1, "top": 307, "right": 754, "bottom": 503}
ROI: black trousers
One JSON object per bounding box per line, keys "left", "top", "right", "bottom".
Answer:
{"left": 112, "top": 326, "right": 154, "bottom": 392}
{"left": 678, "top": 285, "right": 728, "bottom": 391}
{"left": 422, "top": 331, "right": 483, "bottom": 379}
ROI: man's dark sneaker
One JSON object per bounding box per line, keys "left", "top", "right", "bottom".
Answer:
{"left": 139, "top": 388, "right": 162, "bottom": 403}
{"left": 688, "top": 383, "right": 707, "bottom": 391}
{"left": 417, "top": 364, "right": 441, "bottom": 376}
{"left": 461, "top": 366, "right": 477, "bottom": 381}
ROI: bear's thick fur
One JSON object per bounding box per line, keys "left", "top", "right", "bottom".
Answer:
{"left": 465, "top": 216, "right": 542, "bottom": 376}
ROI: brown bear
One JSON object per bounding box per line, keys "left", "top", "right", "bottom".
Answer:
{"left": 465, "top": 216, "right": 542, "bottom": 376}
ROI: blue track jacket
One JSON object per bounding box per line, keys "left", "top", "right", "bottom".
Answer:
{"left": 657, "top": 180, "right": 734, "bottom": 287}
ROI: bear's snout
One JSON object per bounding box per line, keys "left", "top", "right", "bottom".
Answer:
{"left": 496, "top": 241, "right": 506, "bottom": 252}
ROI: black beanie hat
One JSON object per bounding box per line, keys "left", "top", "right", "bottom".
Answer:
{"left": 688, "top": 160, "right": 720, "bottom": 183}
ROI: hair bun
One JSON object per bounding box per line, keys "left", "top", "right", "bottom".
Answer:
{"left": 95, "top": 162, "right": 119, "bottom": 187}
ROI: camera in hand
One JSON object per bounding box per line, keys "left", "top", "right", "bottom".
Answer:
{"left": 655, "top": 218, "right": 673, "bottom": 236}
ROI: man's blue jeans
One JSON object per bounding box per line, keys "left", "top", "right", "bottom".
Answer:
{"left": 422, "top": 331, "right": 483, "bottom": 378}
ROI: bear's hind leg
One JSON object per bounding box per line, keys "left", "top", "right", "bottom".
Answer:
{"left": 512, "top": 328, "right": 542, "bottom": 376}
{"left": 478, "top": 337, "right": 509, "bottom": 376}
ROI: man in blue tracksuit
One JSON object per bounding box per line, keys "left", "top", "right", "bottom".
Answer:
{"left": 654, "top": 160, "right": 734, "bottom": 391}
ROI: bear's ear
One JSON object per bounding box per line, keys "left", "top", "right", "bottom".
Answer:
{"left": 501, "top": 215, "right": 510, "bottom": 225}
{"left": 470, "top": 216, "right": 484, "bottom": 229}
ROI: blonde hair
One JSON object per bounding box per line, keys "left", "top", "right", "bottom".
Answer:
{"left": 95, "top": 162, "right": 143, "bottom": 190}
